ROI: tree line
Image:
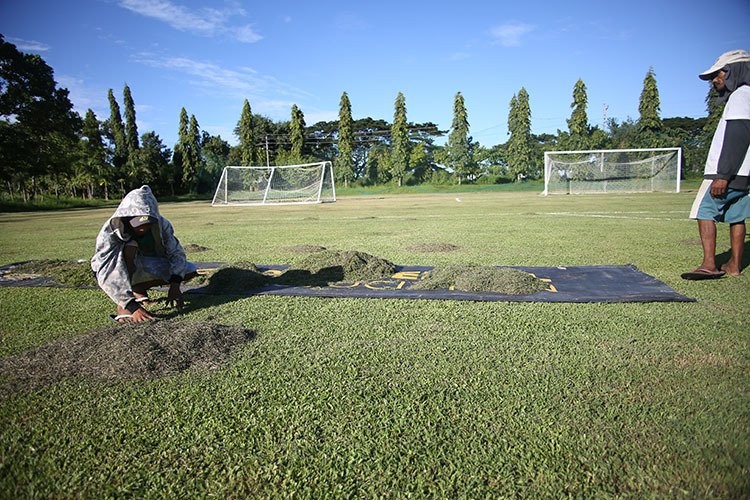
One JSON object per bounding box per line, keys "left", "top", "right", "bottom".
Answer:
{"left": 0, "top": 35, "right": 722, "bottom": 202}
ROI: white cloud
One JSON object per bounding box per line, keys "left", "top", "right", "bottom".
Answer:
{"left": 132, "top": 54, "right": 313, "bottom": 112}
{"left": 118, "top": 0, "right": 262, "bottom": 43}
{"left": 6, "top": 37, "right": 50, "bottom": 52}
{"left": 490, "top": 21, "right": 534, "bottom": 47}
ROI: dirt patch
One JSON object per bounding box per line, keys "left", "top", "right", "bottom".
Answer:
{"left": 284, "top": 244, "right": 327, "bottom": 254}
{"left": 0, "top": 321, "right": 255, "bottom": 397}
{"left": 411, "top": 265, "right": 548, "bottom": 295}
{"left": 184, "top": 243, "right": 210, "bottom": 253}
{"left": 407, "top": 243, "right": 460, "bottom": 253}
{"left": 290, "top": 250, "right": 396, "bottom": 282}
{"left": 2, "top": 259, "right": 96, "bottom": 287}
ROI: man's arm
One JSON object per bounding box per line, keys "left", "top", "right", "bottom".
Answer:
{"left": 712, "top": 119, "right": 750, "bottom": 196}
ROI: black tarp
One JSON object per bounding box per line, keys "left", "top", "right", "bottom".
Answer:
{"left": 188, "top": 264, "right": 695, "bottom": 303}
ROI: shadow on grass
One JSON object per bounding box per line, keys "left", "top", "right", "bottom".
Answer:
{"left": 716, "top": 240, "right": 750, "bottom": 273}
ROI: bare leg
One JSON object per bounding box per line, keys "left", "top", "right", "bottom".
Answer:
{"left": 721, "top": 222, "right": 746, "bottom": 276}
{"left": 697, "top": 219, "right": 720, "bottom": 272}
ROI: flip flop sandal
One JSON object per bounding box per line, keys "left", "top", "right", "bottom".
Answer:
{"left": 109, "top": 314, "right": 134, "bottom": 323}
{"left": 680, "top": 268, "right": 726, "bottom": 280}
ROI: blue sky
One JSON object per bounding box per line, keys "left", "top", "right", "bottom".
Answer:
{"left": 2, "top": 0, "right": 749, "bottom": 149}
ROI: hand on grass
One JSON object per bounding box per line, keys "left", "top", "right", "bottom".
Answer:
{"left": 131, "top": 307, "right": 155, "bottom": 323}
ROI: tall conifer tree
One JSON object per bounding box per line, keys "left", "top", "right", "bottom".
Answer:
{"left": 447, "top": 92, "right": 472, "bottom": 184}
{"left": 390, "top": 92, "right": 409, "bottom": 186}
{"left": 290, "top": 104, "right": 306, "bottom": 162}
{"left": 506, "top": 88, "right": 533, "bottom": 180}
{"left": 638, "top": 67, "right": 662, "bottom": 132}
{"left": 236, "top": 99, "right": 254, "bottom": 165}
{"left": 337, "top": 91, "right": 354, "bottom": 187}
{"left": 123, "top": 84, "right": 139, "bottom": 152}
{"left": 107, "top": 89, "right": 128, "bottom": 189}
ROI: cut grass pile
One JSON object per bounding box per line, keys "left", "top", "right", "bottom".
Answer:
{"left": 2, "top": 259, "right": 96, "bottom": 287}
{"left": 0, "top": 320, "right": 255, "bottom": 397}
{"left": 195, "top": 261, "right": 269, "bottom": 292}
{"left": 289, "top": 249, "right": 397, "bottom": 282}
{"left": 411, "top": 265, "right": 548, "bottom": 294}
{"left": 190, "top": 250, "right": 398, "bottom": 291}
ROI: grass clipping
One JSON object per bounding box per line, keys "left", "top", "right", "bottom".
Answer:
{"left": 284, "top": 250, "right": 396, "bottom": 284}
{"left": 0, "top": 321, "right": 255, "bottom": 397}
{"left": 411, "top": 265, "right": 548, "bottom": 295}
{"left": 3, "top": 259, "right": 96, "bottom": 287}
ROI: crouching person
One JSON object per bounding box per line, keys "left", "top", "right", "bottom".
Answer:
{"left": 91, "top": 185, "right": 197, "bottom": 323}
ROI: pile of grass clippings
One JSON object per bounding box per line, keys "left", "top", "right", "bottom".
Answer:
{"left": 3, "top": 259, "right": 96, "bottom": 287}
{"left": 0, "top": 321, "right": 255, "bottom": 397}
{"left": 411, "top": 265, "right": 548, "bottom": 295}
{"left": 198, "top": 261, "right": 270, "bottom": 292}
{"left": 290, "top": 250, "right": 396, "bottom": 283}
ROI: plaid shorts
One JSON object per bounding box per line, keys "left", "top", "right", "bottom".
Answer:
{"left": 690, "top": 179, "right": 750, "bottom": 223}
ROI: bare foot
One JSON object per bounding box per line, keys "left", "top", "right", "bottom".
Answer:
{"left": 720, "top": 263, "right": 742, "bottom": 277}
{"left": 113, "top": 306, "right": 134, "bottom": 323}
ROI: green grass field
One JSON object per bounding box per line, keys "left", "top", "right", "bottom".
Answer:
{"left": 1, "top": 189, "right": 748, "bottom": 497}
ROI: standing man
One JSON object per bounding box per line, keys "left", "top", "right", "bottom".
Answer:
{"left": 683, "top": 49, "right": 750, "bottom": 280}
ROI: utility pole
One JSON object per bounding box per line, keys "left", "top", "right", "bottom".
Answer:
{"left": 602, "top": 103, "right": 609, "bottom": 130}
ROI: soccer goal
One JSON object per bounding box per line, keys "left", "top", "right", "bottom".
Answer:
{"left": 543, "top": 148, "right": 682, "bottom": 195}
{"left": 212, "top": 161, "right": 336, "bottom": 206}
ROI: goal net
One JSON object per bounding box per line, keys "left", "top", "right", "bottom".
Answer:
{"left": 543, "top": 148, "right": 681, "bottom": 195}
{"left": 212, "top": 161, "right": 336, "bottom": 206}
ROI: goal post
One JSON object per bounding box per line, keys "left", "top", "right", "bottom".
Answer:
{"left": 543, "top": 147, "right": 682, "bottom": 195}
{"left": 211, "top": 161, "right": 336, "bottom": 206}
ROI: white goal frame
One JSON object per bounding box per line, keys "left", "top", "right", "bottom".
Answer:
{"left": 211, "top": 161, "right": 336, "bottom": 206}
{"left": 543, "top": 147, "right": 682, "bottom": 196}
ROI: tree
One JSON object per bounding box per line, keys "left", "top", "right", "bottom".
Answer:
{"left": 336, "top": 91, "right": 355, "bottom": 188}
{"left": 0, "top": 35, "right": 82, "bottom": 200}
{"left": 106, "top": 88, "right": 128, "bottom": 191}
{"left": 506, "top": 88, "right": 534, "bottom": 180}
{"left": 562, "top": 78, "right": 590, "bottom": 151}
{"left": 131, "top": 131, "right": 171, "bottom": 196}
{"left": 172, "top": 107, "right": 189, "bottom": 193}
{"left": 199, "top": 132, "right": 230, "bottom": 194}
{"left": 181, "top": 114, "right": 201, "bottom": 193}
{"left": 123, "top": 84, "right": 139, "bottom": 152}
{"left": 446, "top": 92, "right": 473, "bottom": 184}
{"left": 78, "top": 108, "right": 110, "bottom": 199}
{"left": 638, "top": 67, "right": 663, "bottom": 133}
{"left": 390, "top": 92, "right": 409, "bottom": 186}
{"left": 235, "top": 99, "right": 254, "bottom": 165}
{"left": 289, "top": 104, "right": 306, "bottom": 163}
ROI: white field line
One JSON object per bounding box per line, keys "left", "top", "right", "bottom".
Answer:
{"left": 541, "top": 210, "right": 691, "bottom": 221}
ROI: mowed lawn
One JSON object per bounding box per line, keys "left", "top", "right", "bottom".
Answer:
{"left": 0, "top": 190, "right": 748, "bottom": 497}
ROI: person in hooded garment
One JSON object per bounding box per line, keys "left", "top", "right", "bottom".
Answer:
{"left": 91, "top": 185, "right": 198, "bottom": 322}
{"left": 683, "top": 49, "right": 750, "bottom": 280}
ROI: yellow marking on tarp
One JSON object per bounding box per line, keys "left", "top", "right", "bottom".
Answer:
{"left": 529, "top": 273, "right": 557, "bottom": 293}
{"left": 391, "top": 271, "right": 422, "bottom": 280}
{"left": 364, "top": 279, "right": 404, "bottom": 290}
